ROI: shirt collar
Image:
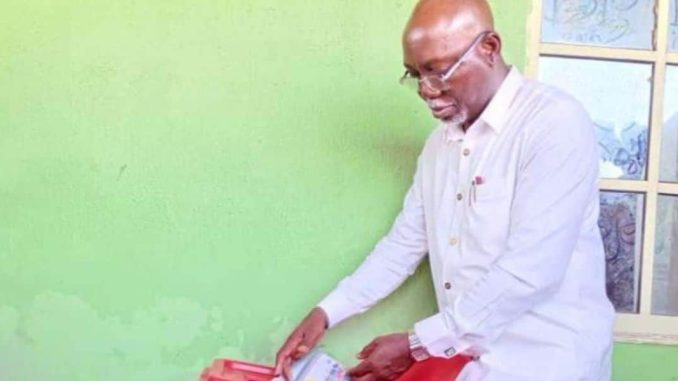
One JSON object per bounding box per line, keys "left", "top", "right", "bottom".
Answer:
{"left": 479, "top": 66, "right": 524, "bottom": 134}
{"left": 443, "top": 66, "right": 524, "bottom": 142}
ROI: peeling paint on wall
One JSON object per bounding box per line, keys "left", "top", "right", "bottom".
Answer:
{"left": 0, "top": 293, "right": 206, "bottom": 380}
{"left": 0, "top": 292, "right": 313, "bottom": 381}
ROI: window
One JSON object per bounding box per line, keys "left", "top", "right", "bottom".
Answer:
{"left": 527, "top": 0, "right": 678, "bottom": 344}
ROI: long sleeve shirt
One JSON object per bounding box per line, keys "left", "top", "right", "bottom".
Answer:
{"left": 317, "top": 68, "right": 615, "bottom": 381}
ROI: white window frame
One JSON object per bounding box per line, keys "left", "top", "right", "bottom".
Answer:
{"left": 526, "top": 0, "right": 678, "bottom": 345}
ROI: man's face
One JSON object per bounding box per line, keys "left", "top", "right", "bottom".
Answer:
{"left": 403, "top": 31, "right": 489, "bottom": 126}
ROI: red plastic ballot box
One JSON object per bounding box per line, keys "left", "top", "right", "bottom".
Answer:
{"left": 200, "top": 359, "right": 276, "bottom": 381}
{"left": 199, "top": 355, "right": 471, "bottom": 381}
{"left": 396, "top": 355, "right": 472, "bottom": 381}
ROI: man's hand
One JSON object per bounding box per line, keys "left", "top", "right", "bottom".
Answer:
{"left": 274, "top": 307, "right": 328, "bottom": 380}
{"left": 347, "top": 333, "right": 413, "bottom": 381}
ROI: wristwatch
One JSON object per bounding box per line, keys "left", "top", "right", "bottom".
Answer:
{"left": 408, "top": 331, "right": 430, "bottom": 362}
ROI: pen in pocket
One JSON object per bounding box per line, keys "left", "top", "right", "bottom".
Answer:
{"left": 469, "top": 176, "right": 484, "bottom": 207}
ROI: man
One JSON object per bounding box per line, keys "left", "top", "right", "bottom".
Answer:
{"left": 275, "top": 0, "right": 615, "bottom": 380}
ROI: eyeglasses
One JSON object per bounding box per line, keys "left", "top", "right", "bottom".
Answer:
{"left": 399, "top": 31, "right": 490, "bottom": 93}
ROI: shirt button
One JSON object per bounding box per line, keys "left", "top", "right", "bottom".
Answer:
{"left": 456, "top": 193, "right": 463, "bottom": 201}
{"left": 463, "top": 148, "right": 471, "bottom": 156}
{"left": 449, "top": 238, "right": 458, "bottom": 246}
{"left": 444, "top": 282, "right": 452, "bottom": 290}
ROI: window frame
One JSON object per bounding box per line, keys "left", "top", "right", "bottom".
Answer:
{"left": 526, "top": 0, "right": 678, "bottom": 345}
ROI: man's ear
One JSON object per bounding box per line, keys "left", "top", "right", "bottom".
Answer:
{"left": 482, "top": 32, "right": 502, "bottom": 66}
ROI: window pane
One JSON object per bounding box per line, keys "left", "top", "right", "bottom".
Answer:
{"left": 652, "top": 195, "right": 678, "bottom": 316}
{"left": 542, "top": 0, "right": 656, "bottom": 49}
{"left": 599, "top": 191, "right": 644, "bottom": 313}
{"left": 671, "top": 0, "right": 678, "bottom": 52}
{"left": 539, "top": 57, "right": 651, "bottom": 180}
{"left": 661, "top": 65, "right": 678, "bottom": 182}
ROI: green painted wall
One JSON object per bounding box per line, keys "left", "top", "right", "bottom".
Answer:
{"left": 0, "top": 1, "right": 675, "bottom": 380}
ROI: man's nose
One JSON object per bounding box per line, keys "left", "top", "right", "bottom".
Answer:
{"left": 418, "top": 80, "right": 442, "bottom": 100}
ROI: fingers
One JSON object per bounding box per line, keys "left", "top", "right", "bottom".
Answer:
{"left": 275, "top": 334, "right": 303, "bottom": 376}
{"left": 351, "top": 373, "right": 376, "bottom": 381}
{"left": 282, "top": 357, "right": 293, "bottom": 381}
{"left": 275, "top": 308, "right": 330, "bottom": 380}
{"left": 347, "top": 360, "right": 372, "bottom": 378}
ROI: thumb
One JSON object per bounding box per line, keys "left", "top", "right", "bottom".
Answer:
{"left": 291, "top": 340, "right": 314, "bottom": 360}
{"left": 292, "top": 330, "right": 324, "bottom": 360}
{"left": 293, "top": 343, "right": 310, "bottom": 359}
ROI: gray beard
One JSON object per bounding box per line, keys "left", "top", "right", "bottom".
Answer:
{"left": 442, "top": 108, "right": 468, "bottom": 130}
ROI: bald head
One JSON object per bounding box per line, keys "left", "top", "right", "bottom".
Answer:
{"left": 404, "top": 0, "right": 495, "bottom": 47}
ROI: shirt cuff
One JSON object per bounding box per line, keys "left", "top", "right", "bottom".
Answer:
{"left": 316, "top": 289, "right": 359, "bottom": 329}
{"left": 414, "top": 313, "right": 471, "bottom": 358}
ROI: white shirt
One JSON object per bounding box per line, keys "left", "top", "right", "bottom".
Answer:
{"left": 317, "top": 68, "right": 615, "bottom": 381}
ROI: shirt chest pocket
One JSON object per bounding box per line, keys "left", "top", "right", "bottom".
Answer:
{"left": 465, "top": 176, "right": 514, "bottom": 244}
